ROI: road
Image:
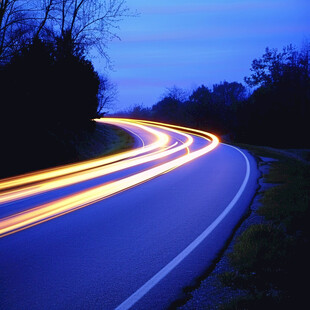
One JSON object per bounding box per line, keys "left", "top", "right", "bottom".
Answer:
{"left": 0, "top": 118, "right": 258, "bottom": 309}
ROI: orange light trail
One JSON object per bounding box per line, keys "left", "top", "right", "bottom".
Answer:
{"left": 0, "top": 121, "right": 168, "bottom": 191}
{"left": 0, "top": 121, "right": 190, "bottom": 204}
{"left": 0, "top": 119, "right": 219, "bottom": 237}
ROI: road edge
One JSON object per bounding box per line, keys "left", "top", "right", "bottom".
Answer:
{"left": 174, "top": 148, "right": 273, "bottom": 309}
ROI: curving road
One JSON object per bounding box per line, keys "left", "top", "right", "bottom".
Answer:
{"left": 0, "top": 118, "right": 258, "bottom": 309}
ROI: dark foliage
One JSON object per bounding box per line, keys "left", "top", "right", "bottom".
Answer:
{"left": 152, "top": 96, "right": 186, "bottom": 125}
{"left": 0, "top": 38, "right": 101, "bottom": 177}
{"left": 239, "top": 45, "right": 310, "bottom": 147}
{"left": 123, "top": 44, "right": 310, "bottom": 148}
{"left": 124, "top": 81, "right": 248, "bottom": 137}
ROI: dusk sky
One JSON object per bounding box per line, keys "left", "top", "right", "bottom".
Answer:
{"left": 93, "top": 0, "right": 310, "bottom": 112}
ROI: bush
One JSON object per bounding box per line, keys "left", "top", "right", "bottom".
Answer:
{"left": 0, "top": 38, "right": 101, "bottom": 177}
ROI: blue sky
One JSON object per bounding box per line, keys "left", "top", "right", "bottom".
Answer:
{"left": 93, "top": 0, "right": 310, "bottom": 112}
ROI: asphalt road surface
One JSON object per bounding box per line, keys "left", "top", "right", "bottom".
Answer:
{"left": 0, "top": 118, "right": 259, "bottom": 309}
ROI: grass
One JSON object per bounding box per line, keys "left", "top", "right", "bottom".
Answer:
{"left": 218, "top": 144, "right": 310, "bottom": 309}
{"left": 97, "top": 123, "right": 135, "bottom": 157}
{"left": 74, "top": 122, "right": 135, "bottom": 161}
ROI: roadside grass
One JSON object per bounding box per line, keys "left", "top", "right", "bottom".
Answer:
{"left": 218, "top": 144, "right": 310, "bottom": 309}
{"left": 80, "top": 122, "right": 135, "bottom": 159}
{"left": 99, "top": 124, "right": 135, "bottom": 157}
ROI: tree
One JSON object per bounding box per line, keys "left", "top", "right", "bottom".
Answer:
{"left": 212, "top": 81, "right": 247, "bottom": 106}
{"left": 34, "top": 0, "right": 58, "bottom": 39}
{"left": 0, "top": 0, "right": 32, "bottom": 63}
{"left": 0, "top": 1, "right": 130, "bottom": 177}
{"left": 0, "top": 0, "right": 131, "bottom": 63}
{"left": 0, "top": 37, "right": 101, "bottom": 128}
{"left": 152, "top": 96, "right": 183, "bottom": 124}
{"left": 44, "top": 0, "right": 131, "bottom": 61}
{"left": 97, "top": 75, "right": 117, "bottom": 116}
{"left": 189, "top": 85, "right": 212, "bottom": 104}
{"left": 128, "top": 104, "right": 152, "bottom": 119}
{"left": 244, "top": 44, "right": 309, "bottom": 88}
{"left": 0, "top": 37, "right": 104, "bottom": 177}
{"left": 162, "top": 85, "right": 189, "bottom": 102}
{"left": 186, "top": 85, "right": 212, "bottom": 129}
{"left": 187, "top": 85, "right": 232, "bottom": 133}
{"left": 0, "top": 1, "right": 59, "bottom": 63}
{"left": 242, "top": 44, "right": 310, "bottom": 147}
{"left": 152, "top": 86, "right": 188, "bottom": 124}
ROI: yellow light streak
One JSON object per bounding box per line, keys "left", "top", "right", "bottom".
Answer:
{"left": 0, "top": 121, "right": 168, "bottom": 191}
{"left": 0, "top": 122, "right": 191, "bottom": 204}
{"left": 0, "top": 119, "right": 219, "bottom": 238}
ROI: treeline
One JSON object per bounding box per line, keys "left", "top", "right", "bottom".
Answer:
{"left": 119, "top": 45, "right": 310, "bottom": 148}
{"left": 0, "top": 37, "right": 100, "bottom": 177}
{"left": 0, "top": 0, "right": 127, "bottom": 178}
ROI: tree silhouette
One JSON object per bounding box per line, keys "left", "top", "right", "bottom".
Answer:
{"left": 0, "top": 0, "right": 131, "bottom": 64}
{"left": 243, "top": 44, "right": 310, "bottom": 147}
{"left": 0, "top": 37, "right": 103, "bottom": 177}
{"left": 212, "top": 81, "right": 247, "bottom": 106}
{"left": 0, "top": 1, "right": 131, "bottom": 177}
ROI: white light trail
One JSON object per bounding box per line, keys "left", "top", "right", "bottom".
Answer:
{"left": 0, "top": 119, "right": 219, "bottom": 237}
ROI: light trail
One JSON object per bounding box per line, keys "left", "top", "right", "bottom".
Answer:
{"left": 0, "top": 121, "right": 168, "bottom": 191}
{"left": 0, "top": 122, "right": 190, "bottom": 204}
{"left": 115, "top": 144, "right": 251, "bottom": 310}
{"left": 0, "top": 119, "right": 219, "bottom": 237}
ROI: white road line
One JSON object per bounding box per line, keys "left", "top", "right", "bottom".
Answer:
{"left": 115, "top": 144, "right": 251, "bottom": 310}
{"left": 122, "top": 126, "right": 145, "bottom": 148}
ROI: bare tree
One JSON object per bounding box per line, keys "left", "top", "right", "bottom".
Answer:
{"left": 46, "top": 0, "right": 131, "bottom": 60}
{"left": 163, "top": 85, "right": 189, "bottom": 102}
{"left": 0, "top": 0, "right": 32, "bottom": 62}
{"left": 0, "top": 0, "right": 55, "bottom": 62}
{"left": 34, "top": 0, "right": 57, "bottom": 39}
{"left": 97, "top": 74, "right": 117, "bottom": 116}
{"left": 0, "top": 0, "right": 132, "bottom": 63}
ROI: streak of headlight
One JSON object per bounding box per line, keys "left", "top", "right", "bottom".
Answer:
{"left": 0, "top": 122, "right": 168, "bottom": 191}
{"left": 0, "top": 123, "right": 191, "bottom": 204}
{"left": 0, "top": 119, "right": 219, "bottom": 237}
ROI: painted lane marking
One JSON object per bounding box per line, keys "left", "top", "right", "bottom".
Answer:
{"left": 115, "top": 145, "right": 251, "bottom": 310}
{"left": 122, "top": 126, "right": 145, "bottom": 148}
